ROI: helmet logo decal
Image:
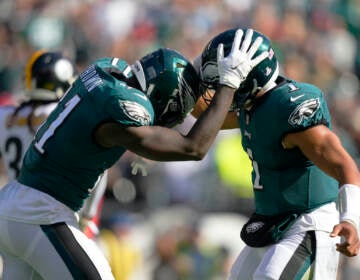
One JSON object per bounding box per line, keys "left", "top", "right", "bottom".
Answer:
{"left": 288, "top": 98, "right": 320, "bottom": 125}
{"left": 246, "top": 222, "right": 265, "bottom": 233}
{"left": 119, "top": 100, "right": 151, "bottom": 126}
{"left": 200, "top": 61, "right": 218, "bottom": 84}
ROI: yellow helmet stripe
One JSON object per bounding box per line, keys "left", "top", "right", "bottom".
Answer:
{"left": 25, "top": 50, "right": 47, "bottom": 91}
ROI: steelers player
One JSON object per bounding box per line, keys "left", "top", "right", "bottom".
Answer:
{"left": 0, "top": 50, "right": 107, "bottom": 241}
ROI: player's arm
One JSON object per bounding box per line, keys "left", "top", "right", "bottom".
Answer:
{"left": 191, "top": 89, "right": 239, "bottom": 130}
{"left": 96, "top": 85, "right": 236, "bottom": 161}
{"left": 282, "top": 125, "right": 360, "bottom": 185}
{"left": 283, "top": 124, "right": 360, "bottom": 257}
{"left": 97, "top": 29, "right": 268, "bottom": 161}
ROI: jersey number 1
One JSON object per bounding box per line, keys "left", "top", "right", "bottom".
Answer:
{"left": 34, "top": 95, "right": 81, "bottom": 154}
{"left": 247, "top": 148, "right": 263, "bottom": 190}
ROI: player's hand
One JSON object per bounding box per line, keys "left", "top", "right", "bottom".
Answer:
{"left": 217, "top": 28, "right": 269, "bottom": 89}
{"left": 330, "top": 221, "right": 360, "bottom": 257}
{"left": 131, "top": 156, "right": 148, "bottom": 176}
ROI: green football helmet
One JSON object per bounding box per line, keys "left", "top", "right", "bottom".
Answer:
{"left": 200, "top": 28, "right": 279, "bottom": 109}
{"left": 25, "top": 50, "right": 76, "bottom": 101}
{"left": 132, "top": 48, "right": 200, "bottom": 127}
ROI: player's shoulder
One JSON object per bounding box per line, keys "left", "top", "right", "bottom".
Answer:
{"left": 273, "top": 77, "right": 325, "bottom": 114}
{"left": 92, "top": 57, "right": 129, "bottom": 73}
{"left": 272, "top": 77, "right": 330, "bottom": 128}
{"left": 81, "top": 57, "right": 154, "bottom": 126}
{"left": 275, "top": 77, "right": 323, "bottom": 104}
{"left": 79, "top": 57, "right": 129, "bottom": 89}
{"left": 88, "top": 57, "right": 147, "bottom": 100}
{"left": 104, "top": 87, "right": 154, "bottom": 127}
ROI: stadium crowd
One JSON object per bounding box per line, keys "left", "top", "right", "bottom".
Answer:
{"left": 1, "top": 0, "right": 360, "bottom": 279}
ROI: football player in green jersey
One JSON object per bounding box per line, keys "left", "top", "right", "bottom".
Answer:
{"left": 0, "top": 30, "right": 268, "bottom": 279}
{"left": 0, "top": 50, "right": 108, "bottom": 241}
{"left": 194, "top": 28, "right": 360, "bottom": 279}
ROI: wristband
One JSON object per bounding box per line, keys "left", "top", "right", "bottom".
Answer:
{"left": 338, "top": 184, "right": 360, "bottom": 231}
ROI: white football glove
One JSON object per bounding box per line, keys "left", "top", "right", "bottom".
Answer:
{"left": 217, "top": 29, "right": 269, "bottom": 89}
{"left": 131, "top": 156, "right": 148, "bottom": 176}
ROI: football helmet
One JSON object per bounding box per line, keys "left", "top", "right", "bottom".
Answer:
{"left": 25, "top": 50, "right": 76, "bottom": 101}
{"left": 200, "top": 28, "right": 279, "bottom": 109}
{"left": 131, "top": 48, "right": 200, "bottom": 127}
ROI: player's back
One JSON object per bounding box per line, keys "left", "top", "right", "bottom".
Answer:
{"left": 0, "top": 102, "right": 57, "bottom": 180}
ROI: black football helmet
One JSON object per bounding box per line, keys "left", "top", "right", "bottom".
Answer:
{"left": 200, "top": 28, "right": 279, "bottom": 109}
{"left": 131, "top": 48, "right": 200, "bottom": 127}
{"left": 25, "top": 50, "right": 76, "bottom": 101}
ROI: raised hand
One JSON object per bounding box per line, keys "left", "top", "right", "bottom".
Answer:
{"left": 217, "top": 28, "right": 269, "bottom": 89}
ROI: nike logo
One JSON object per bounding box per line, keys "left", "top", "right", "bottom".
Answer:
{"left": 290, "top": 95, "right": 304, "bottom": 102}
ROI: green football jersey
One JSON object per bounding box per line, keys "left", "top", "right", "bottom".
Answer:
{"left": 18, "top": 58, "right": 155, "bottom": 211}
{"left": 239, "top": 77, "right": 338, "bottom": 216}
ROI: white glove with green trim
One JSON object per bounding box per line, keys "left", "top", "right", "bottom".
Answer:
{"left": 217, "top": 28, "right": 269, "bottom": 89}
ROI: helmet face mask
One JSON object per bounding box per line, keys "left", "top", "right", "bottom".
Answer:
{"left": 25, "top": 51, "right": 76, "bottom": 101}
{"left": 133, "top": 48, "right": 200, "bottom": 127}
{"left": 200, "top": 28, "right": 279, "bottom": 110}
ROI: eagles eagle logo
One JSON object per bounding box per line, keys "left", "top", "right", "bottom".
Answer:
{"left": 119, "top": 101, "right": 151, "bottom": 126}
{"left": 200, "top": 61, "right": 218, "bottom": 84}
{"left": 288, "top": 98, "right": 320, "bottom": 125}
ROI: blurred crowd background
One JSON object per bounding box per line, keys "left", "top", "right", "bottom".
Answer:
{"left": 1, "top": 0, "right": 360, "bottom": 279}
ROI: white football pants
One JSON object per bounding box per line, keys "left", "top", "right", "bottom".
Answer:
{"left": 228, "top": 230, "right": 340, "bottom": 280}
